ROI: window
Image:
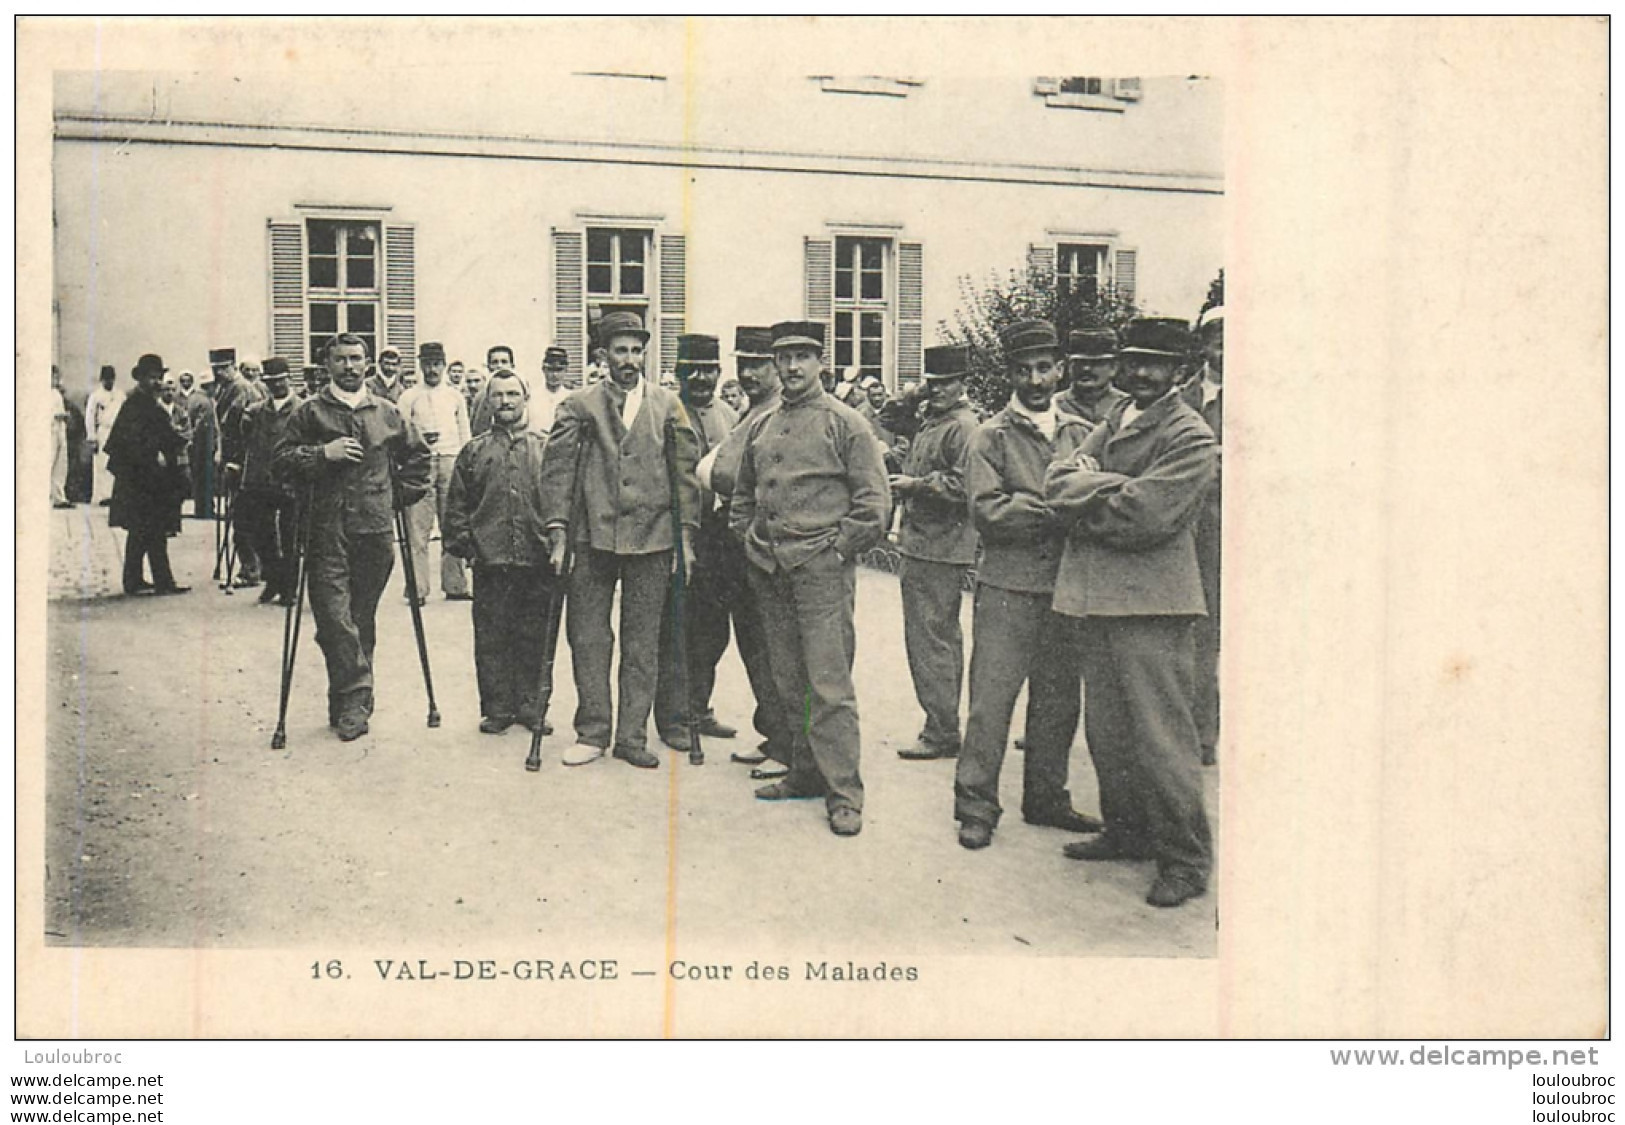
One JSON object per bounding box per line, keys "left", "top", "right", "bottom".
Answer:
{"left": 268, "top": 212, "right": 414, "bottom": 369}
{"left": 553, "top": 224, "right": 685, "bottom": 382}
{"left": 586, "top": 228, "right": 649, "bottom": 304}
{"left": 833, "top": 237, "right": 890, "bottom": 383}
{"left": 1029, "top": 237, "right": 1138, "bottom": 311}
{"left": 806, "top": 232, "right": 923, "bottom": 388}
{"left": 1057, "top": 243, "right": 1109, "bottom": 303}
{"left": 306, "top": 219, "right": 381, "bottom": 361}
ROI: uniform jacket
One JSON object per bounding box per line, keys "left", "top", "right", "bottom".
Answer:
{"left": 241, "top": 392, "right": 300, "bottom": 496}
{"left": 443, "top": 422, "right": 552, "bottom": 569}
{"left": 105, "top": 390, "right": 187, "bottom": 534}
{"left": 708, "top": 393, "right": 779, "bottom": 512}
{"left": 1055, "top": 384, "right": 1127, "bottom": 427}
{"left": 729, "top": 384, "right": 891, "bottom": 573}
{"left": 1045, "top": 391, "right": 1217, "bottom": 618}
{"left": 898, "top": 397, "right": 980, "bottom": 564}
{"left": 215, "top": 377, "right": 267, "bottom": 468}
{"left": 272, "top": 387, "right": 432, "bottom": 538}
{"left": 536, "top": 377, "right": 701, "bottom": 556}
{"left": 688, "top": 396, "right": 738, "bottom": 524}
{"left": 967, "top": 407, "right": 1092, "bottom": 595}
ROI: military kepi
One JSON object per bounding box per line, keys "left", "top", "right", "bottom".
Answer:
{"left": 733, "top": 326, "right": 775, "bottom": 358}
{"left": 922, "top": 344, "right": 970, "bottom": 380}
{"left": 208, "top": 347, "right": 235, "bottom": 365}
{"left": 544, "top": 345, "right": 569, "bottom": 367}
{"left": 1118, "top": 317, "right": 1193, "bottom": 357}
{"left": 598, "top": 310, "right": 650, "bottom": 344}
{"left": 418, "top": 341, "right": 446, "bottom": 362}
{"left": 263, "top": 357, "right": 290, "bottom": 378}
{"left": 999, "top": 319, "right": 1060, "bottom": 357}
{"left": 771, "top": 320, "right": 825, "bottom": 350}
{"left": 675, "top": 334, "right": 721, "bottom": 369}
{"left": 1067, "top": 328, "right": 1119, "bottom": 358}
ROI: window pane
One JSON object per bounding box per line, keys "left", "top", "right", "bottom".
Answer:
{"left": 357, "top": 334, "right": 377, "bottom": 363}
{"left": 860, "top": 338, "right": 882, "bottom": 367}
{"left": 861, "top": 311, "right": 884, "bottom": 338}
{"left": 587, "top": 229, "right": 613, "bottom": 264}
{"left": 861, "top": 241, "right": 883, "bottom": 271}
{"left": 346, "top": 303, "right": 376, "bottom": 334}
{"left": 348, "top": 257, "right": 376, "bottom": 290}
{"left": 309, "top": 303, "right": 339, "bottom": 333}
{"left": 346, "top": 225, "right": 377, "bottom": 257}
{"left": 861, "top": 265, "right": 884, "bottom": 301}
{"left": 307, "top": 221, "right": 338, "bottom": 255}
{"left": 309, "top": 257, "right": 339, "bottom": 289}
{"left": 620, "top": 264, "right": 645, "bottom": 296}
{"left": 619, "top": 233, "right": 645, "bottom": 265}
{"left": 835, "top": 263, "right": 853, "bottom": 300}
{"left": 834, "top": 311, "right": 853, "bottom": 368}
{"left": 587, "top": 264, "right": 613, "bottom": 294}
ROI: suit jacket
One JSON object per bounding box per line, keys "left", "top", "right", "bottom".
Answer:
{"left": 1045, "top": 391, "right": 1216, "bottom": 618}
{"left": 537, "top": 377, "right": 701, "bottom": 556}
{"left": 105, "top": 390, "right": 187, "bottom": 534}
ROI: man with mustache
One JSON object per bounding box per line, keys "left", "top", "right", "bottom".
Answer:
{"left": 1055, "top": 328, "right": 1129, "bottom": 426}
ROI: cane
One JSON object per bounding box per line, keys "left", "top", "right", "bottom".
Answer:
{"left": 392, "top": 480, "right": 442, "bottom": 728}
{"left": 212, "top": 473, "right": 227, "bottom": 580}
{"left": 663, "top": 414, "right": 704, "bottom": 766}
{"left": 526, "top": 435, "right": 589, "bottom": 772}
{"left": 217, "top": 479, "right": 240, "bottom": 592}
{"left": 270, "top": 487, "right": 313, "bottom": 750}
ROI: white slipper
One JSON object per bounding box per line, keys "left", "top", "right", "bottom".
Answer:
{"left": 561, "top": 743, "right": 606, "bottom": 767}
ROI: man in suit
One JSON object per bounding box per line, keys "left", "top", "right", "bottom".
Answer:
{"left": 893, "top": 345, "right": 981, "bottom": 762}
{"left": 538, "top": 311, "right": 701, "bottom": 770}
{"left": 954, "top": 320, "right": 1104, "bottom": 850}
{"left": 1044, "top": 317, "right": 1217, "bottom": 908}
{"left": 105, "top": 354, "right": 189, "bottom": 596}
{"left": 1184, "top": 306, "right": 1224, "bottom": 766}
{"left": 1054, "top": 328, "right": 1128, "bottom": 426}
{"left": 730, "top": 321, "right": 891, "bottom": 837}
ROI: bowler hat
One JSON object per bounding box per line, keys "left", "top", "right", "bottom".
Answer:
{"left": 1118, "top": 317, "right": 1194, "bottom": 358}
{"left": 598, "top": 310, "right": 650, "bottom": 345}
{"left": 1066, "top": 328, "right": 1119, "bottom": 359}
{"left": 418, "top": 341, "right": 446, "bottom": 361}
{"left": 133, "top": 354, "right": 168, "bottom": 378}
{"left": 733, "top": 326, "right": 775, "bottom": 358}
{"left": 922, "top": 345, "right": 970, "bottom": 381}
{"left": 543, "top": 345, "right": 569, "bottom": 367}
{"left": 771, "top": 320, "right": 825, "bottom": 351}
{"left": 208, "top": 348, "right": 235, "bottom": 365}
{"left": 676, "top": 334, "right": 721, "bottom": 368}
{"left": 1000, "top": 319, "right": 1060, "bottom": 358}
{"left": 262, "top": 357, "right": 290, "bottom": 378}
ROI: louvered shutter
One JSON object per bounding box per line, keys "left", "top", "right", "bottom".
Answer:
{"left": 384, "top": 223, "right": 417, "bottom": 372}
{"left": 267, "top": 220, "right": 305, "bottom": 365}
{"left": 895, "top": 240, "right": 924, "bottom": 387}
{"left": 1027, "top": 242, "right": 1056, "bottom": 285}
{"left": 553, "top": 229, "right": 585, "bottom": 384}
{"left": 657, "top": 233, "right": 686, "bottom": 377}
{"left": 804, "top": 237, "right": 834, "bottom": 351}
{"left": 1113, "top": 246, "right": 1138, "bottom": 309}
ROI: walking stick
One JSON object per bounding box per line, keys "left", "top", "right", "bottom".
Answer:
{"left": 212, "top": 471, "right": 227, "bottom": 580}
{"left": 219, "top": 481, "right": 241, "bottom": 593}
{"left": 392, "top": 476, "right": 442, "bottom": 728}
{"left": 663, "top": 414, "right": 704, "bottom": 766}
{"left": 526, "top": 435, "right": 589, "bottom": 772}
{"left": 270, "top": 487, "right": 313, "bottom": 750}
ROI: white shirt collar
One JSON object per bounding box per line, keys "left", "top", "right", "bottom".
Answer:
{"left": 1007, "top": 394, "right": 1058, "bottom": 440}
{"left": 618, "top": 377, "right": 645, "bottom": 431}
{"left": 329, "top": 383, "right": 367, "bottom": 410}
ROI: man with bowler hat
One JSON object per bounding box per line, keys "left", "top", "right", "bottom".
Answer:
{"left": 730, "top": 321, "right": 890, "bottom": 836}
{"left": 273, "top": 333, "right": 432, "bottom": 742}
{"left": 237, "top": 358, "right": 302, "bottom": 605}
{"left": 1045, "top": 316, "right": 1217, "bottom": 907}
{"left": 537, "top": 310, "right": 701, "bottom": 770}
{"left": 892, "top": 345, "right": 981, "bottom": 762}
{"left": 1055, "top": 327, "right": 1128, "bottom": 426}
{"left": 954, "top": 319, "right": 1103, "bottom": 850}
{"left": 398, "top": 341, "right": 473, "bottom": 603}
{"left": 105, "top": 354, "right": 189, "bottom": 596}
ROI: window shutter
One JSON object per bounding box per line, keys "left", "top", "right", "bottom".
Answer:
{"left": 657, "top": 233, "right": 687, "bottom": 377}
{"left": 267, "top": 219, "right": 305, "bottom": 365}
{"left": 553, "top": 229, "right": 585, "bottom": 384}
{"left": 896, "top": 240, "right": 924, "bottom": 387}
{"left": 1027, "top": 242, "right": 1056, "bottom": 285}
{"left": 383, "top": 222, "right": 417, "bottom": 372}
{"left": 1113, "top": 246, "right": 1138, "bottom": 309}
{"left": 804, "top": 236, "right": 834, "bottom": 348}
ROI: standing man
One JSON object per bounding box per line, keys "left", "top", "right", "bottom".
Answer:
{"left": 446, "top": 359, "right": 465, "bottom": 393}
{"left": 365, "top": 346, "right": 406, "bottom": 403}
{"left": 891, "top": 346, "right": 981, "bottom": 762}
{"left": 273, "top": 334, "right": 431, "bottom": 742}
{"left": 443, "top": 371, "right": 556, "bottom": 735}
{"left": 654, "top": 334, "right": 739, "bottom": 749}
{"left": 954, "top": 320, "right": 1103, "bottom": 850}
{"left": 527, "top": 344, "right": 574, "bottom": 436}
{"left": 468, "top": 345, "right": 517, "bottom": 435}
{"left": 86, "top": 364, "right": 124, "bottom": 505}
{"left": 50, "top": 366, "right": 73, "bottom": 508}
{"left": 398, "top": 341, "right": 473, "bottom": 603}
{"left": 1184, "top": 306, "right": 1224, "bottom": 766}
{"left": 105, "top": 354, "right": 189, "bottom": 596}
{"left": 462, "top": 365, "right": 486, "bottom": 417}
{"left": 186, "top": 367, "right": 219, "bottom": 518}
{"left": 215, "top": 346, "right": 268, "bottom": 586}
{"left": 537, "top": 311, "right": 700, "bottom": 770}
{"left": 1055, "top": 328, "right": 1128, "bottom": 426}
{"left": 1044, "top": 317, "right": 1217, "bottom": 908}
{"left": 238, "top": 359, "right": 301, "bottom": 606}
{"left": 731, "top": 321, "right": 890, "bottom": 836}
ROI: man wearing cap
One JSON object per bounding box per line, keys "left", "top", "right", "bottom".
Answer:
{"left": 699, "top": 327, "right": 796, "bottom": 771}
{"left": 730, "top": 321, "right": 890, "bottom": 836}
{"left": 954, "top": 319, "right": 1104, "bottom": 850}
{"left": 215, "top": 347, "right": 269, "bottom": 586}
{"left": 444, "top": 370, "right": 557, "bottom": 735}
{"left": 236, "top": 358, "right": 302, "bottom": 605}
{"left": 86, "top": 364, "right": 124, "bottom": 505}
{"left": 105, "top": 354, "right": 189, "bottom": 596}
{"left": 273, "top": 333, "right": 432, "bottom": 742}
{"left": 891, "top": 345, "right": 981, "bottom": 762}
{"left": 398, "top": 342, "right": 473, "bottom": 603}
{"left": 1045, "top": 316, "right": 1217, "bottom": 908}
{"left": 528, "top": 345, "right": 574, "bottom": 436}
{"left": 185, "top": 367, "right": 220, "bottom": 518}
{"left": 1055, "top": 327, "right": 1128, "bottom": 426}
{"left": 537, "top": 310, "right": 701, "bottom": 770}
{"left": 1183, "top": 306, "right": 1224, "bottom": 765}
{"left": 654, "top": 334, "right": 740, "bottom": 750}
{"left": 365, "top": 346, "right": 406, "bottom": 403}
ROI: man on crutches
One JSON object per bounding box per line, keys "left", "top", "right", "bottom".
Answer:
{"left": 273, "top": 333, "right": 431, "bottom": 742}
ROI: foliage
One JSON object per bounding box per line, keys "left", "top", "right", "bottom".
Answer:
{"left": 1201, "top": 268, "right": 1225, "bottom": 317}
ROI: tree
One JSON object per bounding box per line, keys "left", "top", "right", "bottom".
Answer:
{"left": 1200, "top": 268, "right": 1224, "bottom": 317}
{"left": 936, "top": 258, "right": 1139, "bottom": 416}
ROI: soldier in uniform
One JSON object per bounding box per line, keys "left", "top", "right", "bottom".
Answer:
{"left": 1044, "top": 317, "right": 1217, "bottom": 908}
{"left": 537, "top": 311, "right": 700, "bottom": 770}
{"left": 892, "top": 346, "right": 981, "bottom": 762}
{"left": 238, "top": 359, "right": 301, "bottom": 606}
{"left": 954, "top": 320, "right": 1104, "bottom": 850}
{"left": 1055, "top": 328, "right": 1129, "bottom": 426}
{"left": 731, "top": 321, "right": 890, "bottom": 837}
{"left": 654, "top": 334, "right": 740, "bottom": 749}
{"left": 1183, "top": 306, "right": 1224, "bottom": 766}
{"left": 273, "top": 334, "right": 432, "bottom": 742}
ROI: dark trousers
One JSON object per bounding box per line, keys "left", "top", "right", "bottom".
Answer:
{"left": 566, "top": 548, "right": 670, "bottom": 753}
{"left": 654, "top": 540, "right": 732, "bottom": 734}
{"left": 191, "top": 452, "right": 215, "bottom": 517}
{"left": 748, "top": 548, "right": 863, "bottom": 813}
{"left": 1073, "top": 615, "right": 1211, "bottom": 885}
{"left": 900, "top": 555, "right": 968, "bottom": 751}
{"left": 308, "top": 530, "right": 395, "bottom": 721}
{"left": 953, "top": 587, "right": 1082, "bottom": 828}
{"left": 726, "top": 538, "right": 795, "bottom": 762}
{"left": 122, "top": 525, "right": 175, "bottom": 592}
{"left": 231, "top": 485, "right": 261, "bottom": 580}
{"left": 472, "top": 564, "right": 555, "bottom": 722}
{"left": 241, "top": 489, "right": 296, "bottom": 599}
